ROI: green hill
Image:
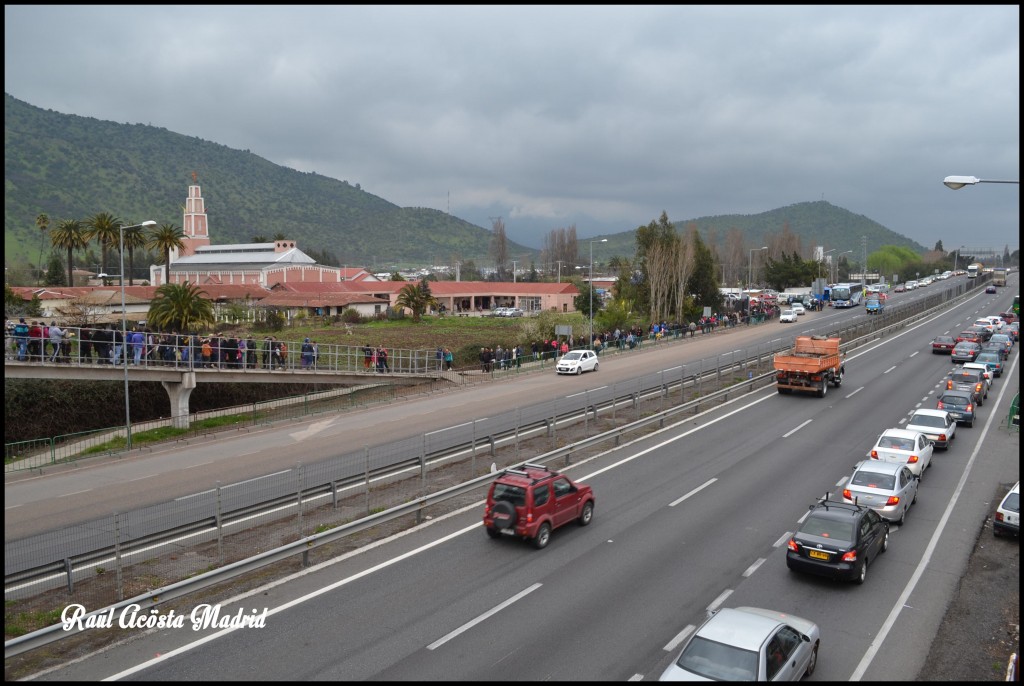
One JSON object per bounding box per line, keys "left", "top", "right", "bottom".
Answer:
{"left": 5, "top": 92, "right": 925, "bottom": 274}
{"left": 4, "top": 93, "right": 533, "bottom": 270}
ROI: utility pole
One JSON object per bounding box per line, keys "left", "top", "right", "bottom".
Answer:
{"left": 556, "top": 259, "right": 565, "bottom": 283}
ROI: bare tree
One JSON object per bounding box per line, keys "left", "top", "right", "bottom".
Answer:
{"left": 672, "top": 226, "right": 698, "bottom": 316}
{"left": 724, "top": 228, "right": 746, "bottom": 288}
{"left": 489, "top": 218, "right": 509, "bottom": 279}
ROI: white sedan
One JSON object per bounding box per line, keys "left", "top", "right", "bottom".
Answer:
{"left": 867, "top": 428, "right": 934, "bottom": 478}
{"left": 791, "top": 302, "right": 806, "bottom": 315}
{"left": 555, "top": 349, "right": 599, "bottom": 375}
{"left": 780, "top": 309, "right": 798, "bottom": 323}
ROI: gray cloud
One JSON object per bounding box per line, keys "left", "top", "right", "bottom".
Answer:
{"left": 5, "top": 5, "right": 1018, "bottom": 252}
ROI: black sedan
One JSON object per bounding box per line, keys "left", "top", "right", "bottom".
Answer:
{"left": 931, "top": 335, "right": 957, "bottom": 354}
{"left": 986, "top": 285, "right": 997, "bottom": 294}
{"left": 787, "top": 498, "right": 889, "bottom": 584}
{"left": 950, "top": 342, "right": 981, "bottom": 363}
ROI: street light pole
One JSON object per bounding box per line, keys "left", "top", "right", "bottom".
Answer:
{"left": 748, "top": 246, "right": 768, "bottom": 291}
{"left": 943, "top": 175, "right": 1019, "bottom": 190}
{"left": 119, "top": 220, "right": 157, "bottom": 449}
{"left": 589, "top": 238, "right": 607, "bottom": 351}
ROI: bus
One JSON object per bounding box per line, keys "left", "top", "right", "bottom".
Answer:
{"left": 967, "top": 262, "right": 984, "bottom": 279}
{"left": 992, "top": 268, "right": 1007, "bottom": 287}
{"left": 830, "top": 282, "right": 864, "bottom": 308}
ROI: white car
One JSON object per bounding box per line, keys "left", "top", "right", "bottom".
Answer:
{"left": 867, "top": 428, "right": 934, "bottom": 478}
{"left": 659, "top": 606, "right": 820, "bottom": 681}
{"left": 905, "top": 280, "right": 918, "bottom": 290}
{"left": 993, "top": 481, "right": 1019, "bottom": 537}
{"left": 982, "top": 316, "right": 1005, "bottom": 331}
{"left": 555, "top": 349, "right": 599, "bottom": 375}
{"left": 791, "top": 303, "right": 806, "bottom": 315}
{"left": 780, "top": 309, "right": 798, "bottom": 323}
{"left": 905, "top": 409, "right": 957, "bottom": 450}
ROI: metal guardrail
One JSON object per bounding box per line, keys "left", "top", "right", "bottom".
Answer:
{"left": 3, "top": 279, "right": 984, "bottom": 659}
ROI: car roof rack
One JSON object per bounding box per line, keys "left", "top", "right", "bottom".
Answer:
{"left": 812, "top": 491, "right": 863, "bottom": 513}
{"left": 523, "top": 462, "right": 556, "bottom": 473}
{"left": 502, "top": 468, "right": 530, "bottom": 478}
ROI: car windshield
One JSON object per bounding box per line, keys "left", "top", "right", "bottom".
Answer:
{"left": 909, "top": 414, "right": 945, "bottom": 428}
{"left": 851, "top": 471, "right": 896, "bottom": 490}
{"left": 676, "top": 636, "right": 758, "bottom": 681}
{"left": 1003, "top": 493, "right": 1020, "bottom": 514}
{"left": 878, "top": 436, "right": 914, "bottom": 451}
{"left": 562, "top": 352, "right": 583, "bottom": 361}
{"left": 940, "top": 395, "right": 968, "bottom": 407}
{"left": 801, "top": 514, "right": 854, "bottom": 541}
{"left": 976, "top": 354, "right": 999, "bottom": 364}
{"left": 492, "top": 483, "right": 526, "bottom": 507}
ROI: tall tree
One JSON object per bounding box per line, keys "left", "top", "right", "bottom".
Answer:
{"left": 50, "top": 218, "right": 88, "bottom": 287}
{"left": 121, "top": 223, "right": 148, "bottom": 286}
{"left": 685, "top": 231, "right": 720, "bottom": 314}
{"left": 394, "top": 279, "right": 438, "bottom": 322}
{"left": 489, "top": 217, "right": 509, "bottom": 279}
{"left": 146, "top": 282, "right": 215, "bottom": 332}
{"left": 35, "top": 213, "right": 50, "bottom": 286}
{"left": 146, "top": 223, "right": 186, "bottom": 285}
{"left": 84, "top": 212, "right": 123, "bottom": 277}
{"left": 43, "top": 253, "right": 67, "bottom": 286}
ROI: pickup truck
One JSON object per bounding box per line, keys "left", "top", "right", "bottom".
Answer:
{"left": 865, "top": 297, "right": 884, "bottom": 314}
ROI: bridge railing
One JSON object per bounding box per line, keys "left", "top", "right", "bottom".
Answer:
{"left": 4, "top": 326, "right": 440, "bottom": 375}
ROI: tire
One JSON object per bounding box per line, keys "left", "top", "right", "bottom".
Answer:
{"left": 490, "top": 500, "right": 517, "bottom": 530}
{"left": 575, "top": 367, "right": 582, "bottom": 376}
{"left": 855, "top": 558, "right": 868, "bottom": 584}
{"left": 805, "top": 643, "right": 818, "bottom": 677}
{"left": 485, "top": 527, "right": 501, "bottom": 539}
{"left": 532, "top": 522, "right": 552, "bottom": 549}
{"left": 968, "top": 417, "right": 975, "bottom": 428}
{"left": 593, "top": 362, "right": 598, "bottom": 372}
{"left": 880, "top": 529, "right": 889, "bottom": 553}
{"left": 578, "top": 500, "right": 594, "bottom": 526}
{"left": 897, "top": 506, "right": 906, "bottom": 526}
{"left": 833, "top": 370, "right": 844, "bottom": 388}
{"left": 818, "top": 379, "right": 827, "bottom": 398}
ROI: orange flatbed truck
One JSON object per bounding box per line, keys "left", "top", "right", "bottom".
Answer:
{"left": 773, "top": 335, "right": 845, "bottom": 397}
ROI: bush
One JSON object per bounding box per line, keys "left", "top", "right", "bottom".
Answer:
{"left": 340, "top": 308, "right": 363, "bottom": 324}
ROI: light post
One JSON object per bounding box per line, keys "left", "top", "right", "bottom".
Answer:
{"left": 833, "top": 250, "right": 853, "bottom": 284}
{"left": 953, "top": 245, "right": 964, "bottom": 273}
{"left": 589, "top": 238, "right": 607, "bottom": 351}
{"left": 821, "top": 248, "right": 836, "bottom": 282}
{"left": 748, "top": 246, "right": 768, "bottom": 290}
{"left": 943, "top": 175, "right": 1019, "bottom": 190}
{"left": 119, "top": 220, "right": 157, "bottom": 449}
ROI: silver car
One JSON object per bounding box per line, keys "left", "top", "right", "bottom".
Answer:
{"left": 555, "top": 349, "right": 599, "bottom": 375}
{"left": 843, "top": 461, "right": 919, "bottom": 525}
{"left": 660, "top": 606, "right": 820, "bottom": 681}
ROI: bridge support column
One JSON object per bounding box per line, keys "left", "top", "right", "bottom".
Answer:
{"left": 161, "top": 372, "right": 197, "bottom": 429}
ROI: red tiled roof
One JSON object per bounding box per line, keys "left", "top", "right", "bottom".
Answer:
{"left": 258, "top": 292, "right": 389, "bottom": 307}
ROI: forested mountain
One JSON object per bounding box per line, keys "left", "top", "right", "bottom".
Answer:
{"left": 5, "top": 93, "right": 925, "bottom": 274}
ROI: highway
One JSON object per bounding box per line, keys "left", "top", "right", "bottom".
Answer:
{"left": 10, "top": 276, "right": 1020, "bottom": 681}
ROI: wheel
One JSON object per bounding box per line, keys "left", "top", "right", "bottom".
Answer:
{"left": 855, "top": 558, "right": 868, "bottom": 584}
{"left": 485, "top": 527, "right": 501, "bottom": 539}
{"left": 912, "top": 488, "right": 918, "bottom": 504}
{"left": 805, "top": 643, "right": 818, "bottom": 677}
{"left": 897, "top": 506, "right": 906, "bottom": 526}
{"left": 818, "top": 379, "right": 828, "bottom": 398}
{"left": 833, "top": 370, "right": 844, "bottom": 387}
{"left": 593, "top": 362, "right": 598, "bottom": 372}
{"left": 575, "top": 366, "right": 582, "bottom": 376}
{"left": 880, "top": 529, "right": 889, "bottom": 553}
{"left": 532, "top": 522, "right": 551, "bottom": 549}
{"left": 968, "top": 418, "right": 975, "bottom": 428}
{"left": 490, "top": 500, "right": 517, "bottom": 530}
{"left": 578, "top": 500, "right": 594, "bottom": 526}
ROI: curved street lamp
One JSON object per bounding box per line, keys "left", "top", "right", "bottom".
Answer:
{"left": 119, "top": 220, "right": 157, "bottom": 448}
{"left": 943, "top": 175, "right": 1019, "bottom": 190}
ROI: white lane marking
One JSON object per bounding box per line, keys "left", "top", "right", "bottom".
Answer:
{"left": 176, "top": 470, "right": 292, "bottom": 500}
{"left": 846, "top": 386, "right": 864, "bottom": 398}
{"left": 743, "top": 558, "right": 766, "bottom": 577}
{"left": 58, "top": 489, "right": 92, "bottom": 498}
{"left": 783, "top": 419, "right": 812, "bottom": 438}
{"left": 707, "top": 589, "right": 733, "bottom": 612}
{"left": 426, "top": 582, "right": 543, "bottom": 650}
{"left": 883, "top": 365, "right": 897, "bottom": 374}
{"left": 426, "top": 421, "right": 475, "bottom": 435}
{"left": 669, "top": 478, "right": 717, "bottom": 507}
{"left": 663, "top": 624, "right": 696, "bottom": 653}
{"left": 774, "top": 532, "right": 793, "bottom": 548}
{"left": 909, "top": 351, "right": 919, "bottom": 358}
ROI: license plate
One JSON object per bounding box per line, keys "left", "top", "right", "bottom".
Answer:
{"left": 808, "top": 549, "right": 830, "bottom": 560}
{"left": 950, "top": 412, "right": 964, "bottom": 419}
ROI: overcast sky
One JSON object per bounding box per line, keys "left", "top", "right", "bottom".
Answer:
{"left": 4, "top": 5, "right": 1019, "bottom": 253}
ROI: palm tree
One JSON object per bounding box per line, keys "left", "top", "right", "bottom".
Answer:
{"left": 394, "top": 279, "right": 438, "bottom": 322}
{"left": 273, "top": 232, "right": 287, "bottom": 241}
{"left": 146, "top": 223, "right": 186, "bottom": 284}
{"left": 252, "top": 235, "right": 268, "bottom": 243}
{"left": 84, "top": 212, "right": 123, "bottom": 277}
{"left": 35, "top": 213, "right": 50, "bottom": 285}
{"left": 147, "top": 282, "right": 215, "bottom": 332}
{"left": 120, "top": 223, "right": 149, "bottom": 286}
{"left": 50, "top": 219, "right": 88, "bottom": 286}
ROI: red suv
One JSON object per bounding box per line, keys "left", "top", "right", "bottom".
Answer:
{"left": 483, "top": 463, "right": 595, "bottom": 549}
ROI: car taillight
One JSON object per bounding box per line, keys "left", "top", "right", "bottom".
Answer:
{"left": 870, "top": 450, "right": 879, "bottom": 459}
{"left": 886, "top": 496, "right": 901, "bottom": 506}
{"left": 996, "top": 512, "right": 1005, "bottom": 522}
{"left": 841, "top": 550, "right": 857, "bottom": 562}
{"left": 787, "top": 538, "right": 798, "bottom": 551}
{"left": 938, "top": 433, "right": 947, "bottom": 441}
{"left": 908, "top": 455, "right": 919, "bottom": 463}
{"left": 842, "top": 488, "right": 852, "bottom": 499}
{"left": 975, "top": 383, "right": 983, "bottom": 392}
{"left": 936, "top": 400, "right": 944, "bottom": 409}
{"left": 966, "top": 404, "right": 974, "bottom": 412}
{"left": 946, "top": 380, "right": 953, "bottom": 389}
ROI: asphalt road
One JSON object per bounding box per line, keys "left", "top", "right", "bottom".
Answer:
{"left": 11, "top": 279, "right": 1019, "bottom": 681}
